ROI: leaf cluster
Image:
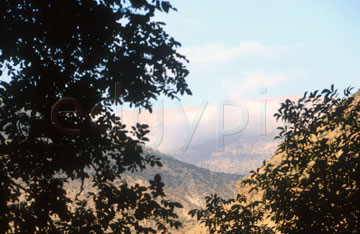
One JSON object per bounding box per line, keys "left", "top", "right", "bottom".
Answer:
{"left": 0, "top": 0, "right": 189, "bottom": 233}
{"left": 189, "top": 194, "right": 273, "bottom": 234}
{"left": 243, "top": 85, "right": 360, "bottom": 233}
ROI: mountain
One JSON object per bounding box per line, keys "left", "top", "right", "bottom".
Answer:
{"left": 171, "top": 130, "right": 279, "bottom": 175}
{"left": 117, "top": 96, "right": 292, "bottom": 175}
{"left": 124, "top": 149, "right": 243, "bottom": 233}
{"left": 65, "top": 149, "right": 242, "bottom": 233}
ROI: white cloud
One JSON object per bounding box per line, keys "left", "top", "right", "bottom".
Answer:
{"left": 115, "top": 96, "right": 291, "bottom": 154}
{"left": 179, "top": 41, "right": 286, "bottom": 64}
{"left": 222, "top": 70, "right": 292, "bottom": 98}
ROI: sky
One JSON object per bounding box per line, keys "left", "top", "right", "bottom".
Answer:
{"left": 2, "top": 0, "right": 360, "bottom": 146}
{"left": 154, "top": 0, "right": 360, "bottom": 107}
{"left": 1, "top": 0, "right": 359, "bottom": 159}
{"left": 1, "top": 0, "right": 359, "bottom": 108}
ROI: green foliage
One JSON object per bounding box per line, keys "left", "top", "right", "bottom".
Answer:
{"left": 0, "top": 0, "right": 189, "bottom": 233}
{"left": 193, "top": 85, "right": 360, "bottom": 234}
{"left": 189, "top": 193, "right": 273, "bottom": 234}
{"left": 243, "top": 85, "right": 360, "bottom": 233}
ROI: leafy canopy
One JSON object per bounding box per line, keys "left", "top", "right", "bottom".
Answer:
{"left": 0, "top": 0, "right": 190, "bottom": 233}
{"left": 192, "top": 86, "right": 360, "bottom": 234}
{"left": 244, "top": 85, "right": 360, "bottom": 233}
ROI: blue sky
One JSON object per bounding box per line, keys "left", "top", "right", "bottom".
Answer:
{"left": 1, "top": 0, "right": 359, "bottom": 109}
{"left": 155, "top": 0, "right": 360, "bottom": 106}
{"left": 1, "top": 0, "right": 358, "bottom": 155}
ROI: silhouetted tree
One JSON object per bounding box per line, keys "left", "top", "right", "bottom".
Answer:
{"left": 243, "top": 85, "right": 360, "bottom": 233}
{"left": 0, "top": 0, "right": 190, "bottom": 233}
{"left": 192, "top": 86, "right": 360, "bottom": 234}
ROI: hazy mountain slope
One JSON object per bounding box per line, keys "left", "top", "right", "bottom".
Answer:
{"left": 124, "top": 149, "right": 242, "bottom": 232}
{"left": 65, "top": 149, "right": 242, "bottom": 233}
{"left": 118, "top": 97, "right": 289, "bottom": 175}
{"left": 172, "top": 131, "right": 279, "bottom": 175}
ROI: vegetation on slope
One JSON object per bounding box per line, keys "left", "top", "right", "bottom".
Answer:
{"left": 191, "top": 86, "right": 360, "bottom": 234}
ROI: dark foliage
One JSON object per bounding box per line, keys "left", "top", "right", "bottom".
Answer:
{"left": 189, "top": 194, "right": 274, "bottom": 234}
{"left": 243, "top": 85, "right": 360, "bottom": 233}
{"left": 0, "top": 0, "right": 189, "bottom": 233}
{"left": 192, "top": 85, "right": 360, "bottom": 234}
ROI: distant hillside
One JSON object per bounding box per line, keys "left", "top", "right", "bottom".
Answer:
{"left": 64, "top": 149, "right": 241, "bottom": 233}
{"left": 118, "top": 97, "right": 287, "bottom": 175}
{"left": 124, "top": 149, "right": 243, "bottom": 232}
{"left": 172, "top": 131, "right": 279, "bottom": 175}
